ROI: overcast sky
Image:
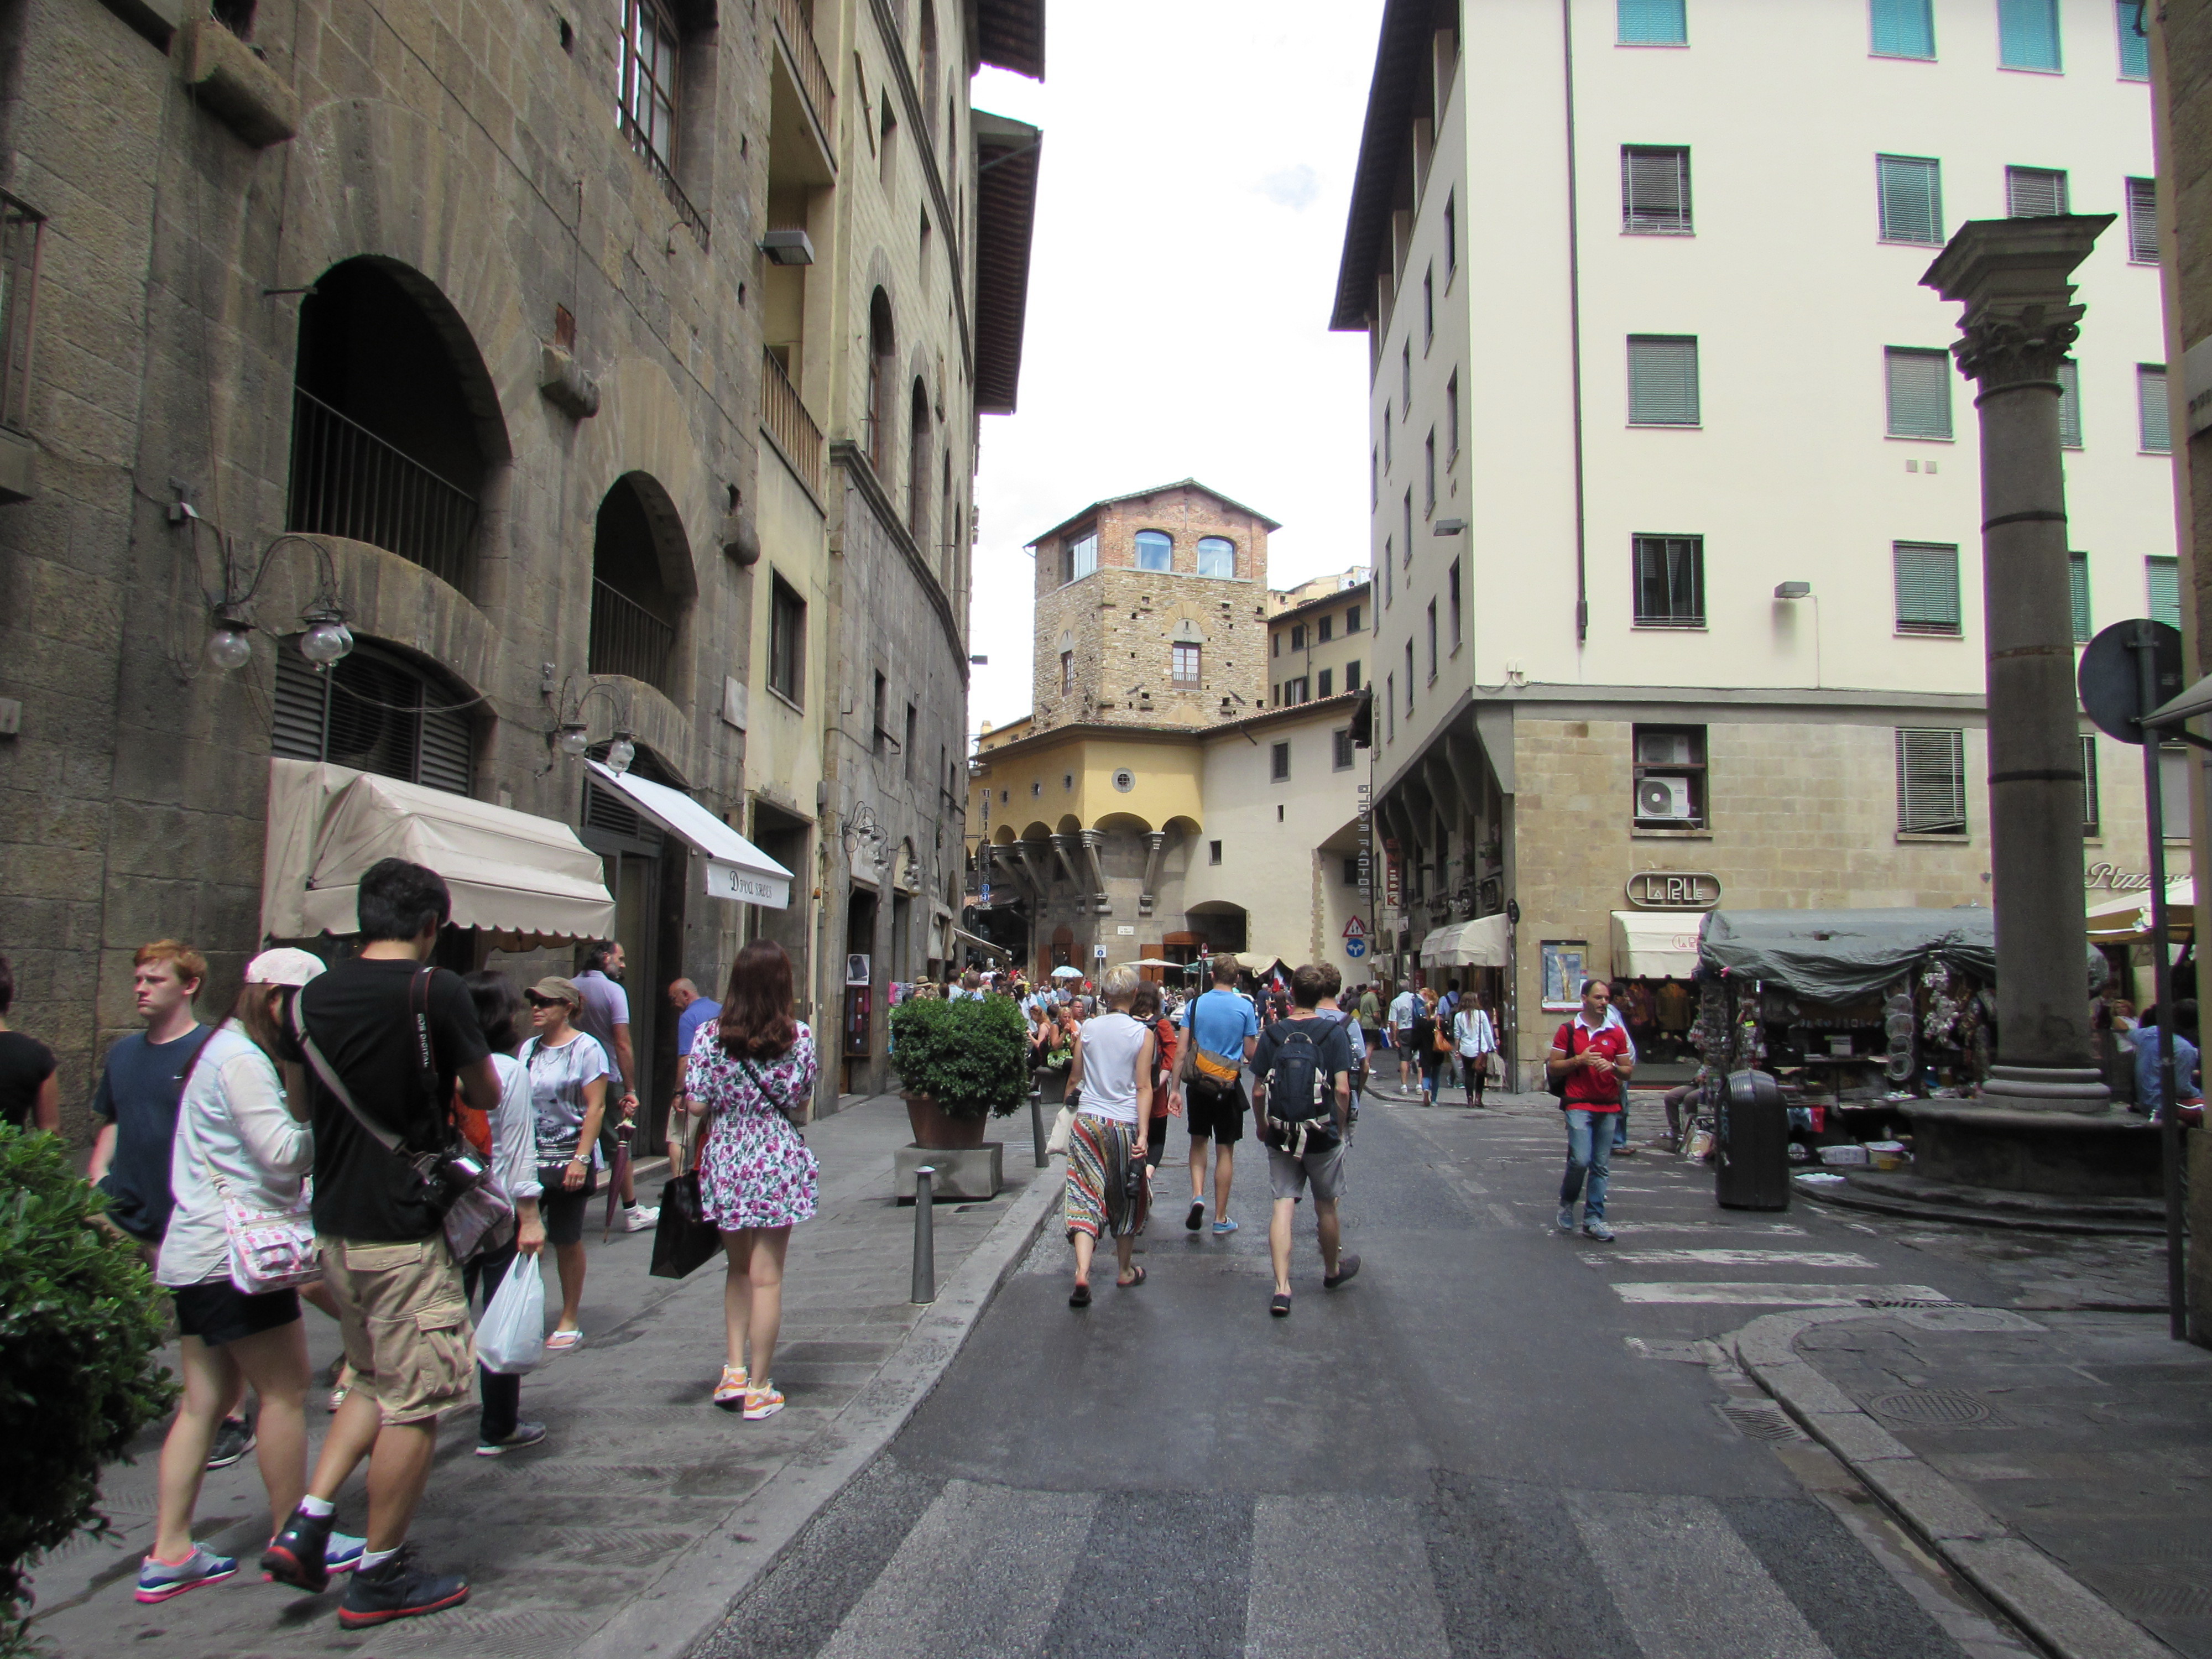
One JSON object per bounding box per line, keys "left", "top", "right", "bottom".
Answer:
{"left": 964, "top": 1, "right": 1385, "bottom": 738}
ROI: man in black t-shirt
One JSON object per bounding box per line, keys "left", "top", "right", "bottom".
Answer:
{"left": 1251, "top": 963, "right": 1360, "bottom": 1318}
{"left": 263, "top": 859, "right": 497, "bottom": 1630}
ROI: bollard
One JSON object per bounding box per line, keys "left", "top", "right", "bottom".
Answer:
{"left": 910, "top": 1165, "right": 936, "bottom": 1304}
{"left": 1029, "top": 1086, "right": 1047, "bottom": 1168}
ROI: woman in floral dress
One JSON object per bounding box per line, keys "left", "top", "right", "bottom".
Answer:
{"left": 683, "top": 940, "right": 819, "bottom": 1420}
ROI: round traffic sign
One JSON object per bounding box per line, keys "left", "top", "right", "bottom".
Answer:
{"left": 1345, "top": 938, "right": 1366, "bottom": 958}
{"left": 2079, "top": 619, "right": 2184, "bottom": 745}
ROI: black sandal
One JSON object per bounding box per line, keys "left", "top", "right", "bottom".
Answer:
{"left": 1269, "top": 1292, "right": 1292, "bottom": 1317}
{"left": 1118, "top": 1265, "right": 1146, "bottom": 1288}
{"left": 1069, "top": 1283, "right": 1091, "bottom": 1307}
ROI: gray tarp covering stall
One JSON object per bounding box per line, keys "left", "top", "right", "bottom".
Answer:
{"left": 1697, "top": 909, "right": 2104, "bottom": 1004}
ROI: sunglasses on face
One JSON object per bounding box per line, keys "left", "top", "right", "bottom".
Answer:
{"left": 525, "top": 994, "right": 567, "bottom": 1009}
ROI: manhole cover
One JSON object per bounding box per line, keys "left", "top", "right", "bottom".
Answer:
{"left": 1868, "top": 1388, "right": 1993, "bottom": 1426}
{"left": 1718, "top": 1401, "right": 1804, "bottom": 1442}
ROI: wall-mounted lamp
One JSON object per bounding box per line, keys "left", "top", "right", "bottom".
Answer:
{"left": 1774, "top": 581, "right": 1812, "bottom": 599}
{"left": 1433, "top": 518, "right": 1466, "bottom": 535}
{"left": 196, "top": 531, "right": 355, "bottom": 674}
{"left": 606, "top": 729, "right": 637, "bottom": 775}
{"left": 759, "top": 228, "right": 816, "bottom": 266}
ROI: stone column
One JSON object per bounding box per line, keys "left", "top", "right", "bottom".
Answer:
{"left": 1923, "top": 215, "right": 2114, "bottom": 1112}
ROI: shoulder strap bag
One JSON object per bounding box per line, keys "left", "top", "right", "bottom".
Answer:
{"left": 218, "top": 1175, "right": 319, "bottom": 1294}
{"left": 738, "top": 1053, "right": 812, "bottom": 1130}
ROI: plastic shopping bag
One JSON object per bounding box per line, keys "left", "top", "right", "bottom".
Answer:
{"left": 477, "top": 1253, "right": 547, "bottom": 1375}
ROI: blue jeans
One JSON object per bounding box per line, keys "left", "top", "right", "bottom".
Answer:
{"left": 1560, "top": 1109, "right": 1616, "bottom": 1220}
{"left": 1612, "top": 1095, "right": 1630, "bottom": 1149}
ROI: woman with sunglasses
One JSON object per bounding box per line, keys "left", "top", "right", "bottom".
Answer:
{"left": 462, "top": 971, "right": 547, "bottom": 1453}
{"left": 519, "top": 977, "right": 609, "bottom": 1352}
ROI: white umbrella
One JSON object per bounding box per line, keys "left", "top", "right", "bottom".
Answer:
{"left": 1050, "top": 964, "right": 1084, "bottom": 978}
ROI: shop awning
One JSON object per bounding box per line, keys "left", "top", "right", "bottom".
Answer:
{"left": 1611, "top": 911, "right": 1703, "bottom": 979}
{"left": 2085, "top": 880, "right": 2195, "bottom": 943}
{"left": 952, "top": 927, "right": 1010, "bottom": 958}
{"left": 1419, "top": 914, "right": 1509, "bottom": 968}
{"left": 1699, "top": 907, "right": 2105, "bottom": 1002}
{"left": 263, "top": 759, "right": 615, "bottom": 946}
{"left": 586, "top": 760, "right": 792, "bottom": 909}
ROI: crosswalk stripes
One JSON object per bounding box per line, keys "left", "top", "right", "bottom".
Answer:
{"left": 1243, "top": 1496, "right": 1449, "bottom": 1659}
{"left": 1612, "top": 1281, "right": 1950, "bottom": 1305}
{"left": 1608, "top": 1249, "right": 1876, "bottom": 1266}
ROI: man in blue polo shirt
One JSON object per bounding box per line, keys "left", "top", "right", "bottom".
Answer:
{"left": 1180, "top": 953, "right": 1259, "bottom": 1237}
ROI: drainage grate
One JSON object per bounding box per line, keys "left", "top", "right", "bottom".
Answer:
{"left": 1718, "top": 1400, "right": 1806, "bottom": 1442}
{"left": 1858, "top": 1296, "right": 1973, "bottom": 1310}
{"left": 1867, "top": 1388, "right": 1994, "bottom": 1427}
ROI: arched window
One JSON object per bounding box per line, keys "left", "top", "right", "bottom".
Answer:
{"left": 1197, "top": 536, "right": 1237, "bottom": 580}
{"left": 289, "top": 259, "right": 496, "bottom": 592}
{"left": 867, "top": 289, "right": 895, "bottom": 473}
{"left": 589, "top": 474, "right": 686, "bottom": 691}
{"left": 273, "top": 636, "right": 474, "bottom": 795}
{"left": 1135, "top": 530, "right": 1172, "bottom": 572}
{"left": 918, "top": 0, "right": 941, "bottom": 149}
{"left": 907, "top": 378, "right": 932, "bottom": 550}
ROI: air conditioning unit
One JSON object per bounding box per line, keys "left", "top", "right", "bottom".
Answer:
{"left": 1636, "top": 776, "right": 1696, "bottom": 820}
{"left": 1636, "top": 731, "right": 1695, "bottom": 765}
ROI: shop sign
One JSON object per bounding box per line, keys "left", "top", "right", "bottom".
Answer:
{"left": 1625, "top": 870, "right": 1720, "bottom": 910}
{"left": 2084, "top": 862, "right": 2154, "bottom": 892}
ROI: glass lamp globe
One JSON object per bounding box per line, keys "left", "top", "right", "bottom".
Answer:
{"left": 299, "top": 613, "right": 353, "bottom": 666}
{"left": 556, "top": 723, "right": 589, "bottom": 757}
{"left": 606, "top": 732, "right": 637, "bottom": 775}
{"left": 206, "top": 620, "right": 253, "bottom": 672}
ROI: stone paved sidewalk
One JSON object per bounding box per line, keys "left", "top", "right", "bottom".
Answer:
{"left": 27, "top": 1093, "right": 1053, "bottom": 1659}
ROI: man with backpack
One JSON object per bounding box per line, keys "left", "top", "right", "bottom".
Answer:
{"left": 1253, "top": 963, "right": 1359, "bottom": 1317}
{"left": 1180, "top": 953, "right": 1259, "bottom": 1235}
{"left": 1548, "top": 977, "right": 1633, "bottom": 1243}
{"left": 263, "top": 858, "right": 500, "bottom": 1627}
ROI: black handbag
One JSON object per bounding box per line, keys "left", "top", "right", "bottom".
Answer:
{"left": 648, "top": 1171, "right": 721, "bottom": 1279}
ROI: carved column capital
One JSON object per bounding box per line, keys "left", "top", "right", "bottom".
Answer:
{"left": 1952, "top": 302, "right": 2083, "bottom": 392}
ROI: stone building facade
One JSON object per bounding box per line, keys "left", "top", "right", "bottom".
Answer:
{"left": 0, "top": 0, "right": 1041, "bottom": 1134}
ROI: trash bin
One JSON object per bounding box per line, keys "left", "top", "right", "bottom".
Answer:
{"left": 1716, "top": 1069, "right": 1791, "bottom": 1211}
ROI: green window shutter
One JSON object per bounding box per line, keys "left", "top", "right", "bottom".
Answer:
{"left": 1618, "top": 0, "right": 1687, "bottom": 45}
{"left": 2069, "top": 551, "right": 2091, "bottom": 641}
{"left": 1876, "top": 155, "right": 1943, "bottom": 244}
{"left": 2127, "top": 177, "right": 2158, "bottom": 262}
{"left": 2058, "top": 359, "right": 2083, "bottom": 447}
{"left": 2149, "top": 556, "right": 2180, "bottom": 628}
{"left": 1870, "top": 0, "right": 1935, "bottom": 59}
{"left": 2139, "top": 365, "right": 2171, "bottom": 452}
{"left": 1997, "top": 0, "right": 2062, "bottom": 70}
{"left": 1886, "top": 348, "right": 1953, "bottom": 439}
{"left": 1627, "top": 336, "right": 1700, "bottom": 425}
{"left": 1621, "top": 147, "right": 1692, "bottom": 233}
{"left": 2081, "top": 733, "right": 2101, "bottom": 836}
{"left": 1893, "top": 542, "right": 1962, "bottom": 634}
{"left": 2006, "top": 166, "right": 2069, "bottom": 218}
{"left": 1896, "top": 729, "right": 1968, "bottom": 834}
{"left": 2117, "top": 1, "right": 2150, "bottom": 78}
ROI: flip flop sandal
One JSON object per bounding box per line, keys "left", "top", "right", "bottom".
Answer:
{"left": 1118, "top": 1265, "right": 1147, "bottom": 1288}
{"left": 1068, "top": 1283, "right": 1092, "bottom": 1308}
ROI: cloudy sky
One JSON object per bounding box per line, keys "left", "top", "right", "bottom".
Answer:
{"left": 964, "top": 1, "right": 1385, "bottom": 737}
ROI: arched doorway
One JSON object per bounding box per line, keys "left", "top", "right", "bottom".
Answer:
{"left": 866, "top": 289, "right": 895, "bottom": 473}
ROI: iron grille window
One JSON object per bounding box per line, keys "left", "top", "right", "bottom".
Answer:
{"left": 1896, "top": 728, "right": 1967, "bottom": 834}
{"left": 2127, "top": 177, "right": 2158, "bottom": 263}
{"left": 768, "top": 574, "right": 805, "bottom": 704}
{"left": 1627, "top": 335, "right": 1699, "bottom": 425}
{"left": 1876, "top": 155, "right": 1943, "bottom": 245}
{"left": 272, "top": 636, "right": 473, "bottom": 795}
{"left": 1632, "top": 534, "right": 1704, "bottom": 627}
{"left": 2006, "top": 166, "right": 2069, "bottom": 218}
{"left": 2081, "top": 733, "right": 2101, "bottom": 835}
{"left": 619, "top": 0, "right": 682, "bottom": 180}
{"left": 1621, "top": 146, "right": 1691, "bottom": 233}
{"left": 2140, "top": 365, "right": 2171, "bottom": 452}
{"left": 1270, "top": 742, "right": 1291, "bottom": 782}
{"left": 2069, "top": 550, "right": 2091, "bottom": 642}
{"left": 1997, "top": 0, "right": 2062, "bottom": 71}
{"left": 1617, "top": 0, "right": 1687, "bottom": 45}
{"left": 1886, "top": 347, "right": 1954, "bottom": 439}
{"left": 1334, "top": 729, "right": 1355, "bottom": 771}
{"left": 1870, "top": 0, "right": 1935, "bottom": 58}
{"left": 2058, "top": 359, "right": 2083, "bottom": 447}
{"left": 1893, "top": 541, "right": 1963, "bottom": 635}
{"left": 2148, "top": 556, "right": 2180, "bottom": 628}
{"left": 2117, "top": 0, "right": 2150, "bottom": 79}
{"left": 1171, "top": 642, "right": 1201, "bottom": 687}
{"left": 0, "top": 195, "right": 43, "bottom": 434}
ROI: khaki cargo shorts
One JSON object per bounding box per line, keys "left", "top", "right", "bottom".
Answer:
{"left": 319, "top": 1236, "right": 475, "bottom": 1425}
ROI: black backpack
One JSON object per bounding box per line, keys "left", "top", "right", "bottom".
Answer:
{"left": 1264, "top": 1019, "right": 1332, "bottom": 1123}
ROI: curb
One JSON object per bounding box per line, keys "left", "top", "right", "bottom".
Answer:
{"left": 573, "top": 1164, "right": 1061, "bottom": 1659}
{"left": 1733, "top": 1307, "right": 2177, "bottom": 1659}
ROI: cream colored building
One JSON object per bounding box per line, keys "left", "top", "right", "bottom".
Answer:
{"left": 1335, "top": 0, "right": 2179, "bottom": 1082}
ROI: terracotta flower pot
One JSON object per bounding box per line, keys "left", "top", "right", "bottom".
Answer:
{"left": 904, "top": 1093, "right": 987, "bottom": 1150}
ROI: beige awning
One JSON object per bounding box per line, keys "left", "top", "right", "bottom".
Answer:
{"left": 1420, "top": 914, "right": 1509, "bottom": 968}
{"left": 2085, "top": 880, "right": 2195, "bottom": 943}
{"left": 262, "top": 759, "right": 615, "bottom": 947}
{"left": 1611, "top": 910, "right": 1704, "bottom": 979}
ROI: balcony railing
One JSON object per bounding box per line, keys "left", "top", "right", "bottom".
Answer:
{"left": 761, "top": 346, "right": 825, "bottom": 498}
{"left": 588, "top": 578, "right": 676, "bottom": 691}
{"left": 286, "top": 387, "right": 479, "bottom": 591}
{"left": 770, "top": 0, "right": 835, "bottom": 147}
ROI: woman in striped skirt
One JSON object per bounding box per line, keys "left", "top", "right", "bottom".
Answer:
{"left": 1061, "top": 965, "right": 1155, "bottom": 1307}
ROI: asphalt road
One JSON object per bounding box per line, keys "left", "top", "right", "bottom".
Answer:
{"left": 705, "top": 1093, "right": 2049, "bottom": 1659}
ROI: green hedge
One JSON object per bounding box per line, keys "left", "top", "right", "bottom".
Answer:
{"left": 0, "top": 1126, "right": 175, "bottom": 1640}
{"left": 887, "top": 995, "right": 1030, "bottom": 1117}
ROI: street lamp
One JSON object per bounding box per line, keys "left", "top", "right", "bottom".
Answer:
{"left": 205, "top": 609, "right": 254, "bottom": 672}
{"left": 195, "top": 531, "right": 355, "bottom": 674}
{"left": 606, "top": 729, "right": 637, "bottom": 775}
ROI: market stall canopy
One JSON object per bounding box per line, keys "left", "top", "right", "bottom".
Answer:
{"left": 2084, "top": 880, "right": 2194, "bottom": 943}
{"left": 1234, "top": 952, "right": 1292, "bottom": 977}
{"left": 1698, "top": 907, "right": 2105, "bottom": 1003}
{"left": 263, "top": 759, "right": 615, "bottom": 946}
{"left": 1611, "top": 911, "right": 1702, "bottom": 979}
{"left": 1419, "top": 915, "right": 1509, "bottom": 968}
{"left": 586, "top": 760, "right": 791, "bottom": 909}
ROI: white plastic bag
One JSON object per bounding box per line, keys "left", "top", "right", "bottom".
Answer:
{"left": 477, "top": 1254, "right": 547, "bottom": 1375}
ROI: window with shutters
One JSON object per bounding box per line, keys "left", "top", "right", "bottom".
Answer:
{"left": 2148, "top": 556, "right": 2180, "bottom": 628}
{"left": 2069, "top": 551, "right": 2091, "bottom": 641}
{"left": 273, "top": 636, "right": 474, "bottom": 795}
{"left": 769, "top": 575, "right": 805, "bottom": 705}
{"left": 1446, "top": 370, "right": 1460, "bottom": 460}
{"left": 1135, "top": 529, "right": 1172, "bottom": 572}
{"left": 1386, "top": 673, "right": 1395, "bottom": 742}
{"left": 2126, "top": 177, "right": 2157, "bottom": 262}
{"left": 1424, "top": 430, "right": 1436, "bottom": 515}
{"left": 1369, "top": 447, "right": 1378, "bottom": 509}
{"left": 2058, "top": 359, "right": 2083, "bottom": 447}
{"left": 2081, "top": 733, "right": 2101, "bottom": 836}
{"left": 1997, "top": 0, "right": 2062, "bottom": 71}
{"left": 1869, "top": 0, "right": 1934, "bottom": 58}
{"left": 1444, "top": 190, "right": 1457, "bottom": 279}
{"left": 1876, "top": 155, "right": 1943, "bottom": 244}
{"left": 1404, "top": 640, "right": 1416, "bottom": 710}
{"left": 1346, "top": 659, "right": 1362, "bottom": 691}
{"left": 1198, "top": 536, "right": 1236, "bottom": 580}
{"left": 1621, "top": 146, "right": 1692, "bottom": 234}
{"left": 1383, "top": 539, "right": 1392, "bottom": 605}
{"left": 1383, "top": 409, "right": 1393, "bottom": 473}
{"left": 2139, "top": 364, "right": 2171, "bottom": 452}
{"left": 1448, "top": 557, "right": 1462, "bottom": 648}
{"left": 1401, "top": 339, "right": 1412, "bottom": 415}
{"left": 1271, "top": 742, "right": 1291, "bottom": 782}
{"left": 2116, "top": 0, "right": 2150, "bottom": 79}
{"left": 1426, "top": 600, "right": 1438, "bottom": 681}
{"left": 1632, "top": 534, "right": 1704, "bottom": 628}
{"left": 1291, "top": 623, "right": 1307, "bottom": 650}
{"left": 0, "top": 196, "right": 43, "bottom": 436}
{"left": 1893, "top": 542, "right": 1962, "bottom": 635}
{"left": 1318, "top": 667, "right": 1334, "bottom": 698}
{"left": 1627, "top": 336, "right": 1699, "bottom": 426}
{"left": 2006, "top": 166, "right": 2069, "bottom": 217}
{"left": 1347, "top": 604, "right": 1363, "bottom": 633}
{"left": 1171, "top": 641, "right": 1201, "bottom": 688}
{"left": 1319, "top": 614, "right": 1334, "bottom": 643}
{"left": 1896, "top": 728, "right": 1967, "bottom": 834}
{"left": 1886, "top": 347, "right": 1953, "bottom": 439}
{"left": 1404, "top": 489, "right": 1414, "bottom": 566}
{"left": 1632, "top": 726, "right": 1707, "bottom": 829}
{"left": 1422, "top": 264, "right": 1434, "bottom": 348}
{"left": 1616, "top": 0, "right": 1686, "bottom": 45}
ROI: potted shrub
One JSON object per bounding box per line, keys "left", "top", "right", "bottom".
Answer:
{"left": 889, "top": 994, "right": 1030, "bottom": 1149}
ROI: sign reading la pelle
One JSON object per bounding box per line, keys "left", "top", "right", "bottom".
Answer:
{"left": 1625, "top": 871, "right": 1721, "bottom": 910}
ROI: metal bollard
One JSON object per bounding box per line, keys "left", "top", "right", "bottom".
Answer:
{"left": 1029, "top": 1086, "right": 1047, "bottom": 1168}
{"left": 910, "top": 1165, "right": 936, "bottom": 1304}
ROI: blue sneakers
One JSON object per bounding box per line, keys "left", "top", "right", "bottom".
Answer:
{"left": 1212, "top": 1217, "right": 1239, "bottom": 1236}
{"left": 135, "top": 1543, "right": 238, "bottom": 1603}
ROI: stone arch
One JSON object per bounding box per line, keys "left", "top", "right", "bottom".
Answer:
{"left": 1092, "top": 810, "right": 1154, "bottom": 837}
{"left": 866, "top": 286, "right": 897, "bottom": 473}
{"left": 575, "top": 357, "right": 717, "bottom": 601}
{"left": 1054, "top": 813, "right": 1083, "bottom": 837}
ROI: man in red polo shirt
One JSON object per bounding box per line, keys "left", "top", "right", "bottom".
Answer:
{"left": 1548, "top": 978, "right": 1633, "bottom": 1242}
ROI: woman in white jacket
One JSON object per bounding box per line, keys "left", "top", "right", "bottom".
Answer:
{"left": 1455, "top": 990, "right": 1498, "bottom": 1109}
{"left": 139, "top": 949, "right": 365, "bottom": 1604}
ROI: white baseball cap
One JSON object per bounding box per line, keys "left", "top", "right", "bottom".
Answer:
{"left": 246, "top": 947, "right": 327, "bottom": 988}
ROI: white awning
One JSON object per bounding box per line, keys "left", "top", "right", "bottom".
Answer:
{"left": 263, "top": 759, "right": 615, "bottom": 946}
{"left": 1419, "top": 914, "right": 1509, "bottom": 968}
{"left": 1611, "top": 910, "right": 1704, "bottom": 979}
{"left": 2085, "top": 879, "right": 2194, "bottom": 942}
{"left": 586, "top": 760, "right": 792, "bottom": 909}
{"left": 951, "top": 927, "right": 1010, "bottom": 958}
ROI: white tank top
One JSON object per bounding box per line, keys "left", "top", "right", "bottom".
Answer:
{"left": 1077, "top": 1011, "right": 1147, "bottom": 1124}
